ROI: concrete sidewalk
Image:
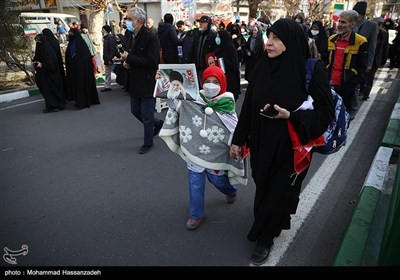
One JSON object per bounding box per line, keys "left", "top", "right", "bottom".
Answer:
{"left": 0, "top": 73, "right": 115, "bottom": 103}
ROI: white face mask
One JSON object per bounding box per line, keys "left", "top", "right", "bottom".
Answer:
{"left": 295, "top": 18, "right": 302, "bottom": 23}
{"left": 311, "top": 30, "right": 319, "bottom": 36}
{"left": 203, "top": 83, "right": 221, "bottom": 98}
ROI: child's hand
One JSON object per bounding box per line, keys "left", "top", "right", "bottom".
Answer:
{"left": 230, "top": 144, "right": 242, "bottom": 160}
{"left": 155, "top": 69, "right": 162, "bottom": 80}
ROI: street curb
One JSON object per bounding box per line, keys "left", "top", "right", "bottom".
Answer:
{"left": 0, "top": 87, "right": 40, "bottom": 103}
{"left": 382, "top": 99, "right": 400, "bottom": 148}
{"left": 0, "top": 74, "right": 113, "bottom": 103}
{"left": 334, "top": 146, "right": 393, "bottom": 266}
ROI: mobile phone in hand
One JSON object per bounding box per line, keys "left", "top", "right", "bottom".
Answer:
{"left": 260, "top": 106, "right": 279, "bottom": 119}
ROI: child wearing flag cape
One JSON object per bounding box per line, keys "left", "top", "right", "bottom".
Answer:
{"left": 157, "top": 66, "right": 248, "bottom": 230}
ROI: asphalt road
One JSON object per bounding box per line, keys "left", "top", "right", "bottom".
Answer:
{"left": 0, "top": 67, "right": 399, "bottom": 271}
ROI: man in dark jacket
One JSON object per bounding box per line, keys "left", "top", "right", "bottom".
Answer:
{"left": 120, "top": 7, "right": 164, "bottom": 154}
{"left": 101, "top": 25, "right": 116, "bottom": 92}
{"left": 192, "top": 15, "right": 217, "bottom": 83}
{"left": 352, "top": 1, "right": 378, "bottom": 100}
{"left": 158, "top": 13, "right": 180, "bottom": 63}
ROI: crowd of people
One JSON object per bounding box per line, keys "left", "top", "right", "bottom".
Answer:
{"left": 31, "top": 1, "right": 400, "bottom": 266}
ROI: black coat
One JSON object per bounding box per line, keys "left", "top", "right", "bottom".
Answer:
{"left": 158, "top": 22, "right": 179, "bottom": 63}
{"left": 214, "top": 29, "right": 241, "bottom": 100}
{"left": 244, "top": 31, "right": 264, "bottom": 81}
{"left": 33, "top": 34, "right": 65, "bottom": 110}
{"left": 65, "top": 29, "right": 99, "bottom": 108}
{"left": 126, "top": 25, "right": 160, "bottom": 98}
{"left": 178, "top": 30, "right": 195, "bottom": 64}
{"left": 42, "top": 28, "right": 67, "bottom": 94}
{"left": 374, "top": 28, "right": 389, "bottom": 68}
{"left": 192, "top": 28, "right": 217, "bottom": 71}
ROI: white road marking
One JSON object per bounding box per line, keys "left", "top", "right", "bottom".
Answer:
{"left": 0, "top": 98, "right": 44, "bottom": 111}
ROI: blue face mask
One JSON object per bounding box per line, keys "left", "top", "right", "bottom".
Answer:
{"left": 215, "top": 37, "right": 221, "bottom": 45}
{"left": 126, "top": 20, "right": 135, "bottom": 32}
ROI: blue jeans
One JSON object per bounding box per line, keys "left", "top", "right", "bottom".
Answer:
{"left": 188, "top": 169, "right": 238, "bottom": 220}
{"left": 130, "top": 96, "right": 161, "bottom": 147}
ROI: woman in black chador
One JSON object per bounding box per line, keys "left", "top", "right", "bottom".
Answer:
{"left": 65, "top": 28, "right": 100, "bottom": 109}
{"left": 214, "top": 29, "right": 241, "bottom": 100}
{"left": 230, "top": 19, "right": 335, "bottom": 266}
{"left": 42, "top": 28, "right": 67, "bottom": 95}
{"left": 244, "top": 25, "right": 264, "bottom": 81}
{"left": 33, "top": 34, "right": 65, "bottom": 113}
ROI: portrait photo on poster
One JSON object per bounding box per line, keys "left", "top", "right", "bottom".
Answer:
{"left": 153, "top": 64, "right": 199, "bottom": 101}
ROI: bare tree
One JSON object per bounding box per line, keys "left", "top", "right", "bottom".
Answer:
{"left": 88, "top": 0, "right": 137, "bottom": 72}
{"left": 89, "top": 13, "right": 105, "bottom": 56}
{"left": 113, "top": 0, "right": 138, "bottom": 21}
{"left": 248, "top": 0, "right": 262, "bottom": 19}
{"left": 0, "top": 0, "right": 35, "bottom": 85}
{"left": 114, "top": 0, "right": 128, "bottom": 21}
{"left": 282, "top": 0, "right": 302, "bottom": 18}
{"left": 307, "top": 0, "right": 331, "bottom": 19}
{"left": 258, "top": 1, "right": 274, "bottom": 19}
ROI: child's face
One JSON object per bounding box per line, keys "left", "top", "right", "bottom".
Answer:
{"left": 203, "top": 76, "right": 220, "bottom": 86}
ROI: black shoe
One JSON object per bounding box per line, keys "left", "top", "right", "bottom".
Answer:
{"left": 43, "top": 108, "right": 61, "bottom": 113}
{"left": 139, "top": 145, "right": 152, "bottom": 154}
{"left": 350, "top": 111, "right": 356, "bottom": 120}
{"left": 101, "top": 88, "right": 112, "bottom": 92}
{"left": 250, "top": 241, "right": 273, "bottom": 266}
{"left": 153, "top": 120, "right": 164, "bottom": 136}
{"left": 362, "top": 96, "right": 369, "bottom": 101}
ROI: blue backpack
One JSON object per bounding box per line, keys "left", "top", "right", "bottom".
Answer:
{"left": 305, "top": 58, "right": 350, "bottom": 155}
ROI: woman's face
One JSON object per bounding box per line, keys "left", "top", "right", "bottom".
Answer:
{"left": 252, "top": 27, "right": 259, "bottom": 36}
{"left": 265, "top": 31, "right": 286, "bottom": 58}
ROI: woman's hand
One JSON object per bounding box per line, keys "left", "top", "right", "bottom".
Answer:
{"left": 273, "top": 104, "right": 290, "bottom": 119}
{"left": 261, "top": 104, "right": 290, "bottom": 119}
{"left": 122, "top": 61, "right": 130, "bottom": 70}
{"left": 120, "top": 51, "right": 129, "bottom": 61}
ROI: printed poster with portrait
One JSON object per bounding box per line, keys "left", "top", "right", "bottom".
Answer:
{"left": 153, "top": 64, "right": 199, "bottom": 101}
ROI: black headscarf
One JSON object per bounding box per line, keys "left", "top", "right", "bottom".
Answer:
{"left": 33, "top": 34, "right": 47, "bottom": 63}
{"left": 65, "top": 28, "right": 99, "bottom": 107}
{"left": 258, "top": 18, "right": 309, "bottom": 111}
{"left": 215, "top": 29, "right": 237, "bottom": 57}
{"left": 308, "top": 20, "right": 328, "bottom": 64}
{"left": 42, "top": 28, "right": 67, "bottom": 92}
{"left": 214, "top": 29, "right": 240, "bottom": 99}
{"left": 42, "top": 28, "right": 61, "bottom": 56}
{"left": 33, "top": 34, "right": 65, "bottom": 109}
